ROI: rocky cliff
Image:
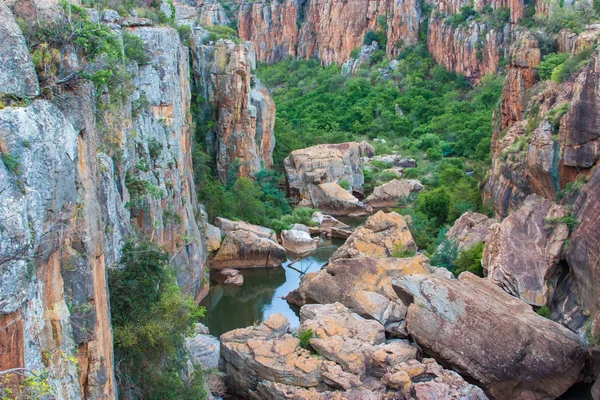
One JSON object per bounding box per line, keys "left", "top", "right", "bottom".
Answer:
{"left": 191, "top": 34, "right": 276, "bottom": 182}
{"left": 0, "top": 4, "right": 210, "bottom": 398}
{"left": 237, "top": 0, "right": 421, "bottom": 65}
{"left": 484, "top": 25, "right": 600, "bottom": 332}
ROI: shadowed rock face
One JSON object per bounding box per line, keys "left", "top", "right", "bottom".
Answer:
{"left": 483, "top": 194, "right": 569, "bottom": 306}
{"left": 567, "top": 166, "right": 600, "bottom": 326}
{"left": 393, "top": 272, "right": 586, "bottom": 400}
{"left": 237, "top": 0, "right": 421, "bottom": 65}
{"left": 364, "top": 179, "right": 424, "bottom": 208}
{"left": 211, "top": 230, "right": 287, "bottom": 269}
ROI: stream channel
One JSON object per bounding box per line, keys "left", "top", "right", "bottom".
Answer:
{"left": 200, "top": 216, "right": 365, "bottom": 336}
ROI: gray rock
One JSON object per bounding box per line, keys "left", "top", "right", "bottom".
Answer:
{"left": 0, "top": 2, "right": 39, "bottom": 97}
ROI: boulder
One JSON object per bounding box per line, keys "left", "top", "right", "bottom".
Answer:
{"left": 330, "top": 211, "right": 416, "bottom": 261}
{"left": 211, "top": 230, "right": 286, "bottom": 269}
{"left": 206, "top": 223, "right": 222, "bottom": 251}
{"left": 445, "top": 212, "right": 493, "bottom": 252}
{"left": 290, "top": 223, "right": 310, "bottom": 233}
{"left": 364, "top": 179, "right": 424, "bottom": 208}
{"left": 284, "top": 143, "right": 365, "bottom": 204}
{"left": 292, "top": 255, "right": 431, "bottom": 336}
{"left": 482, "top": 194, "right": 569, "bottom": 306}
{"left": 310, "top": 183, "right": 369, "bottom": 216}
{"left": 224, "top": 274, "right": 244, "bottom": 286}
{"left": 393, "top": 272, "right": 586, "bottom": 400}
{"left": 281, "top": 229, "right": 318, "bottom": 254}
{"left": 365, "top": 154, "right": 416, "bottom": 168}
{"left": 184, "top": 324, "right": 225, "bottom": 397}
{"left": 311, "top": 212, "right": 350, "bottom": 229}
{"left": 0, "top": 2, "right": 39, "bottom": 97}
{"left": 215, "top": 217, "right": 277, "bottom": 241}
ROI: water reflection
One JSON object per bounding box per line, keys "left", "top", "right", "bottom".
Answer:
{"left": 200, "top": 238, "right": 344, "bottom": 337}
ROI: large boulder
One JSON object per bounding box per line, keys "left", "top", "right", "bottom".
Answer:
{"left": 215, "top": 217, "right": 277, "bottom": 241}
{"left": 330, "top": 211, "right": 416, "bottom": 261}
{"left": 311, "top": 212, "right": 350, "bottom": 229}
{"left": 310, "top": 183, "right": 369, "bottom": 216}
{"left": 184, "top": 324, "right": 224, "bottom": 397}
{"left": 445, "top": 212, "right": 494, "bottom": 252}
{"left": 393, "top": 272, "right": 586, "bottom": 400}
{"left": 281, "top": 229, "right": 318, "bottom": 254}
{"left": 482, "top": 194, "right": 569, "bottom": 306}
{"left": 291, "top": 255, "right": 431, "bottom": 336}
{"left": 284, "top": 143, "right": 365, "bottom": 204}
{"left": 364, "top": 179, "right": 424, "bottom": 208}
{"left": 0, "top": 2, "right": 39, "bottom": 97}
{"left": 211, "top": 230, "right": 286, "bottom": 269}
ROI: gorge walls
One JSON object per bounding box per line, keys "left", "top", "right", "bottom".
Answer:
{"left": 0, "top": 4, "right": 211, "bottom": 398}
{"left": 237, "top": 0, "right": 421, "bottom": 65}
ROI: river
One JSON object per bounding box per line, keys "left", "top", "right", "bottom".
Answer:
{"left": 200, "top": 217, "right": 366, "bottom": 336}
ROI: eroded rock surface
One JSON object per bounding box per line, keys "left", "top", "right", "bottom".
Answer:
{"left": 330, "top": 211, "right": 416, "bottom": 261}
{"left": 483, "top": 194, "right": 569, "bottom": 306}
{"left": 211, "top": 230, "right": 286, "bottom": 269}
{"left": 310, "top": 183, "right": 369, "bottom": 216}
{"left": 281, "top": 229, "right": 318, "bottom": 254}
{"left": 394, "top": 272, "right": 586, "bottom": 400}
{"left": 446, "top": 212, "right": 494, "bottom": 252}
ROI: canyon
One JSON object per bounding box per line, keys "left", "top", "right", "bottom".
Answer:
{"left": 1, "top": 0, "right": 600, "bottom": 398}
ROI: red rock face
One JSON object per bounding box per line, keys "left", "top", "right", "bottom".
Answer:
{"left": 500, "top": 31, "right": 541, "bottom": 130}
{"left": 237, "top": 0, "right": 421, "bottom": 65}
{"left": 427, "top": 17, "right": 511, "bottom": 81}
{"left": 191, "top": 38, "right": 276, "bottom": 182}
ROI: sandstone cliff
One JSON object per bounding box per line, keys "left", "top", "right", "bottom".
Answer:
{"left": 237, "top": 0, "right": 421, "bottom": 65}
{"left": 0, "top": 6, "right": 209, "bottom": 399}
{"left": 191, "top": 34, "right": 276, "bottom": 182}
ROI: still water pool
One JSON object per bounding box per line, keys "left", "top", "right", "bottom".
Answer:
{"left": 201, "top": 216, "right": 366, "bottom": 337}
{"left": 200, "top": 237, "right": 344, "bottom": 337}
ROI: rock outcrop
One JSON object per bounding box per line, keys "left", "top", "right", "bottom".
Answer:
{"left": 364, "top": 179, "right": 424, "bottom": 208}
{"left": 500, "top": 31, "right": 541, "bottom": 130}
{"left": 291, "top": 255, "right": 431, "bottom": 336}
{"left": 191, "top": 36, "right": 275, "bottom": 182}
{"left": 394, "top": 272, "right": 586, "bottom": 400}
{"left": 216, "top": 217, "right": 277, "bottom": 241}
{"left": 211, "top": 230, "right": 286, "bottom": 269}
{"left": 220, "top": 304, "right": 485, "bottom": 398}
{"left": 206, "top": 223, "right": 222, "bottom": 251}
{"left": 482, "top": 194, "right": 569, "bottom": 306}
{"left": 285, "top": 142, "right": 365, "bottom": 204}
{"left": 237, "top": 0, "right": 421, "bottom": 65}
{"left": 0, "top": 15, "right": 209, "bottom": 399}
{"left": 445, "top": 212, "right": 494, "bottom": 251}
{"left": 330, "top": 211, "right": 416, "bottom": 261}
{"left": 485, "top": 43, "right": 600, "bottom": 218}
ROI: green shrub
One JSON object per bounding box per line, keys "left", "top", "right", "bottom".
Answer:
{"left": 453, "top": 242, "right": 485, "bottom": 277}
{"left": 177, "top": 24, "right": 193, "bottom": 47}
{"left": 109, "top": 238, "right": 207, "bottom": 399}
{"left": 123, "top": 31, "right": 149, "bottom": 64}
{"left": 543, "top": 215, "right": 579, "bottom": 233}
{"left": 392, "top": 244, "right": 417, "bottom": 258}
{"left": 417, "top": 188, "right": 450, "bottom": 225}
{"left": 1, "top": 153, "right": 20, "bottom": 173}
{"left": 294, "top": 328, "right": 314, "bottom": 349}
{"left": 338, "top": 179, "right": 351, "bottom": 190}
{"left": 551, "top": 46, "right": 595, "bottom": 84}
{"left": 535, "top": 305, "right": 552, "bottom": 319}
{"left": 537, "top": 53, "right": 569, "bottom": 81}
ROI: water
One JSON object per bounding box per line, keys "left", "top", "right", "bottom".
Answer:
{"left": 200, "top": 237, "right": 345, "bottom": 337}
